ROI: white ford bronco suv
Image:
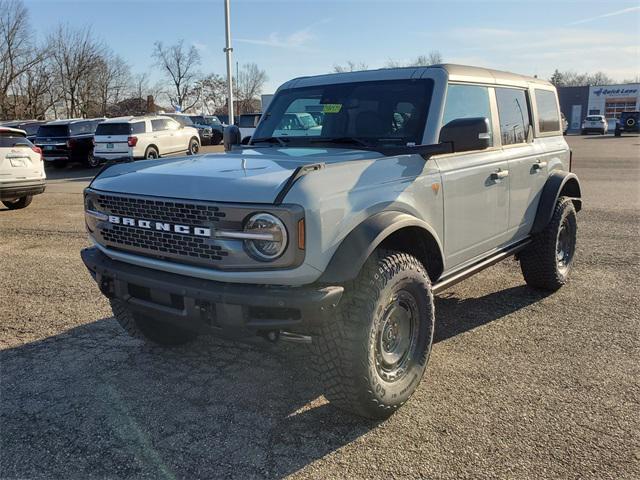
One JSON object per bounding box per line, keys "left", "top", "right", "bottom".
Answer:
{"left": 81, "top": 65, "right": 582, "bottom": 419}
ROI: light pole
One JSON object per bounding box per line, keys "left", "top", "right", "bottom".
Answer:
{"left": 224, "top": 0, "right": 234, "bottom": 124}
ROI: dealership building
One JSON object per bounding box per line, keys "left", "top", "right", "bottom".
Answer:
{"left": 557, "top": 83, "right": 640, "bottom": 131}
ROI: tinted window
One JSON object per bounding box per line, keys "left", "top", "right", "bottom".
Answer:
{"left": 69, "top": 122, "right": 92, "bottom": 136}
{"left": 442, "top": 84, "right": 493, "bottom": 147}
{"left": 535, "top": 89, "right": 560, "bottom": 133}
{"left": 96, "top": 123, "right": 131, "bottom": 136}
{"left": 495, "top": 88, "right": 531, "bottom": 145}
{"left": 37, "top": 125, "right": 69, "bottom": 137}
{"left": 239, "top": 115, "right": 260, "bottom": 128}
{"left": 131, "top": 122, "right": 146, "bottom": 134}
{"left": 151, "top": 119, "right": 168, "bottom": 131}
{"left": 253, "top": 79, "right": 433, "bottom": 147}
{"left": 0, "top": 134, "right": 31, "bottom": 148}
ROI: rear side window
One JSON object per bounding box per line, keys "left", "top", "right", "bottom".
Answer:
{"left": 442, "top": 84, "right": 493, "bottom": 147}
{"left": 69, "top": 122, "right": 91, "bottom": 136}
{"left": 495, "top": 88, "right": 531, "bottom": 145}
{"left": 535, "top": 90, "right": 561, "bottom": 133}
{"left": 38, "top": 125, "right": 69, "bottom": 137}
{"left": 96, "top": 123, "right": 131, "bottom": 136}
{"left": 151, "top": 119, "right": 168, "bottom": 131}
{"left": 131, "top": 122, "right": 146, "bottom": 134}
{"left": 0, "top": 135, "right": 31, "bottom": 148}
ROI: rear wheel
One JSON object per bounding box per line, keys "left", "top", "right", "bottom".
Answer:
{"left": 144, "top": 146, "right": 159, "bottom": 160}
{"left": 187, "top": 137, "right": 200, "bottom": 155}
{"left": 520, "top": 197, "right": 577, "bottom": 291}
{"left": 110, "top": 299, "right": 198, "bottom": 346}
{"left": 313, "top": 249, "right": 435, "bottom": 419}
{"left": 85, "top": 152, "right": 100, "bottom": 168}
{"left": 2, "top": 195, "right": 33, "bottom": 210}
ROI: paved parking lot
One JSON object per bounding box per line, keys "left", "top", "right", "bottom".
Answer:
{"left": 1, "top": 136, "right": 638, "bottom": 479}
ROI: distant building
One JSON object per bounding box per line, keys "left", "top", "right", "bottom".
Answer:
{"left": 558, "top": 83, "right": 640, "bottom": 131}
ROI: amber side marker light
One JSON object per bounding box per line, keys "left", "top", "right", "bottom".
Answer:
{"left": 298, "top": 219, "right": 305, "bottom": 250}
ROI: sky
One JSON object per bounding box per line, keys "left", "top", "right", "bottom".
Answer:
{"left": 24, "top": 0, "right": 640, "bottom": 94}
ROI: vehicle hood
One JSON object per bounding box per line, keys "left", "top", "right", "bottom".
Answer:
{"left": 89, "top": 147, "right": 383, "bottom": 203}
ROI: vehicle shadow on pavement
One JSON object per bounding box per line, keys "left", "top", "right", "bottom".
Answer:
{"left": 0, "top": 283, "right": 549, "bottom": 479}
{"left": 434, "top": 284, "right": 550, "bottom": 343}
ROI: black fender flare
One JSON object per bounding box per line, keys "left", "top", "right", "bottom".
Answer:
{"left": 531, "top": 171, "right": 582, "bottom": 234}
{"left": 317, "top": 211, "right": 444, "bottom": 284}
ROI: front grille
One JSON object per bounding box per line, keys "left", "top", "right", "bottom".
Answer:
{"left": 102, "top": 224, "right": 228, "bottom": 261}
{"left": 96, "top": 194, "right": 226, "bottom": 224}
{"left": 92, "top": 192, "right": 233, "bottom": 267}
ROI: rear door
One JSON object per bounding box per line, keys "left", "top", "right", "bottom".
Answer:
{"left": 496, "top": 87, "right": 546, "bottom": 238}
{"left": 0, "top": 132, "right": 42, "bottom": 181}
{"left": 94, "top": 123, "right": 131, "bottom": 155}
{"left": 436, "top": 84, "right": 510, "bottom": 269}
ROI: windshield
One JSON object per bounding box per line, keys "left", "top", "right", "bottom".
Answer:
{"left": 253, "top": 79, "right": 434, "bottom": 149}
{"left": 96, "top": 123, "right": 131, "bottom": 136}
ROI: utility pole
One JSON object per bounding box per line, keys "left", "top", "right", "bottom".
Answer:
{"left": 224, "top": 0, "right": 234, "bottom": 124}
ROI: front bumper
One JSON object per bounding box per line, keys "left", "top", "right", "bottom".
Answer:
{"left": 81, "top": 247, "right": 343, "bottom": 335}
{"left": 0, "top": 180, "right": 46, "bottom": 200}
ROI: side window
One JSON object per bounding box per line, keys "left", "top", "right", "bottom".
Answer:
{"left": 131, "top": 122, "right": 146, "bottom": 134}
{"left": 535, "top": 89, "right": 560, "bottom": 133}
{"left": 166, "top": 119, "right": 179, "bottom": 131}
{"left": 495, "top": 88, "right": 531, "bottom": 145}
{"left": 151, "top": 119, "right": 167, "bottom": 132}
{"left": 442, "top": 84, "right": 493, "bottom": 147}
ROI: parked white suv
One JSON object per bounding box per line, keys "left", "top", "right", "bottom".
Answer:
{"left": 0, "top": 127, "right": 46, "bottom": 210}
{"left": 93, "top": 116, "right": 201, "bottom": 163}
{"left": 581, "top": 115, "right": 607, "bottom": 135}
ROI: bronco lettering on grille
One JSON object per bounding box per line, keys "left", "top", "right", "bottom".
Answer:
{"left": 107, "top": 215, "right": 211, "bottom": 237}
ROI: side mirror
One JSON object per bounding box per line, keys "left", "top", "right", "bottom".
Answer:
{"left": 439, "top": 117, "right": 491, "bottom": 152}
{"left": 223, "top": 125, "right": 241, "bottom": 151}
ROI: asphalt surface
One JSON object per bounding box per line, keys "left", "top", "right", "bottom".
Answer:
{"left": 1, "top": 137, "right": 639, "bottom": 479}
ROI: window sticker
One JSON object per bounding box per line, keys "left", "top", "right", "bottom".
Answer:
{"left": 322, "top": 103, "right": 342, "bottom": 113}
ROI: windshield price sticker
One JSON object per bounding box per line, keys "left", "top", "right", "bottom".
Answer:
{"left": 323, "top": 104, "right": 342, "bottom": 113}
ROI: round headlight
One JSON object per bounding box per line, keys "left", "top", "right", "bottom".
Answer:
{"left": 244, "top": 213, "right": 288, "bottom": 261}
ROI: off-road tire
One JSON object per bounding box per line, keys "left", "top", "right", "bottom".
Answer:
{"left": 520, "top": 197, "right": 577, "bottom": 291}
{"left": 187, "top": 137, "right": 200, "bottom": 155}
{"left": 85, "top": 152, "right": 100, "bottom": 168}
{"left": 2, "top": 195, "right": 33, "bottom": 210}
{"left": 313, "top": 249, "right": 435, "bottom": 419}
{"left": 144, "top": 146, "right": 159, "bottom": 160}
{"left": 110, "top": 299, "right": 198, "bottom": 346}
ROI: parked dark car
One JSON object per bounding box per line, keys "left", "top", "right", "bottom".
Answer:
{"left": 614, "top": 111, "right": 639, "bottom": 136}
{"left": 188, "top": 115, "right": 224, "bottom": 144}
{"left": 1, "top": 120, "right": 47, "bottom": 142}
{"left": 160, "top": 113, "right": 213, "bottom": 146}
{"left": 35, "top": 118, "right": 105, "bottom": 168}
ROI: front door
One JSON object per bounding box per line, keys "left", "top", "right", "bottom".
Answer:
{"left": 437, "top": 84, "right": 509, "bottom": 270}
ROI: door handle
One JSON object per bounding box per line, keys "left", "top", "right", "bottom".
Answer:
{"left": 532, "top": 161, "right": 548, "bottom": 170}
{"left": 491, "top": 169, "right": 509, "bottom": 180}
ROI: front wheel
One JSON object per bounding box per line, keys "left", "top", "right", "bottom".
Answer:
{"left": 3, "top": 195, "right": 33, "bottom": 210}
{"left": 520, "top": 197, "right": 577, "bottom": 291}
{"left": 110, "top": 299, "right": 198, "bottom": 346}
{"left": 187, "top": 137, "right": 200, "bottom": 155}
{"left": 313, "top": 249, "right": 435, "bottom": 419}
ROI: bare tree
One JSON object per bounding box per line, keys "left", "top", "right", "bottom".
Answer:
{"left": 194, "top": 73, "right": 227, "bottom": 114}
{"left": 152, "top": 40, "right": 201, "bottom": 112}
{"left": 0, "top": 0, "right": 47, "bottom": 118}
{"left": 48, "top": 25, "right": 105, "bottom": 117}
{"left": 93, "top": 53, "right": 130, "bottom": 116}
{"left": 386, "top": 50, "right": 443, "bottom": 68}
{"left": 333, "top": 61, "right": 368, "bottom": 73}
{"left": 235, "top": 63, "right": 268, "bottom": 114}
{"left": 552, "top": 70, "right": 615, "bottom": 87}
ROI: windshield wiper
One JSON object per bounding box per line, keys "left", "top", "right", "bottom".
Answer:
{"left": 251, "top": 136, "right": 289, "bottom": 147}
{"left": 308, "top": 136, "right": 373, "bottom": 148}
